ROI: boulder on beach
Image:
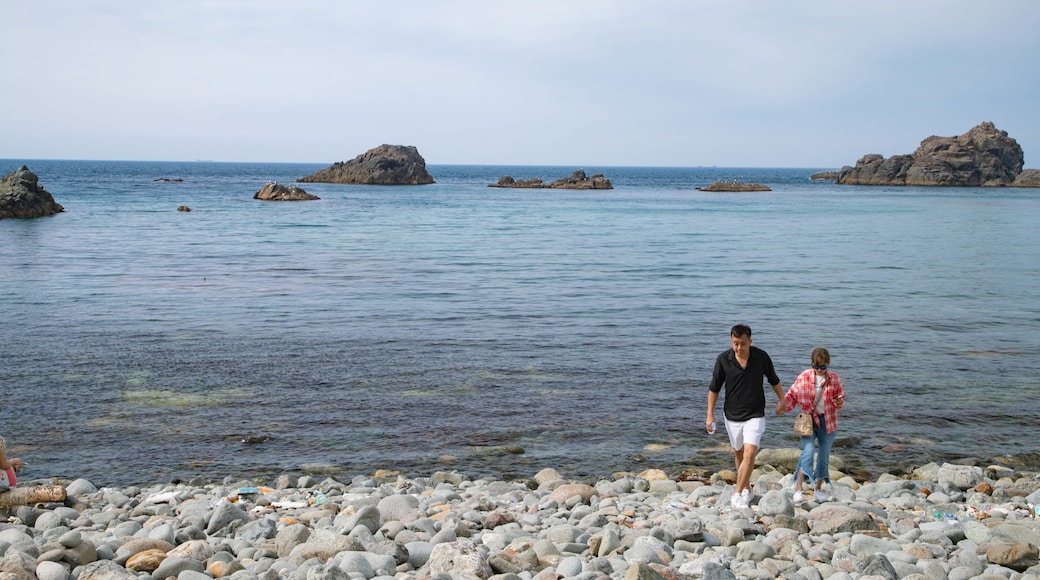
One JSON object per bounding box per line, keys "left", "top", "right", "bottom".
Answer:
{"left": 696, "top": 181, "right": 771, "bottom": 192}
{"left": 254, "top": 182, "right": 319, "bottom": 201}
{"left": 0, "top": 166, "right": 64, "bottom": 219}
{"left": 489, "top": 169, "right": 613, "bottom": 190}
{"left": 829, "top": 122, "right": 1038, "bottom": 187}
{"left": 298, "top": 145, "right": 435, "bottom": 185}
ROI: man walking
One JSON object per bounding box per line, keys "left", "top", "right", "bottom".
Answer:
{"left": 706, "top": 324, "right": 785, "bottom": 508}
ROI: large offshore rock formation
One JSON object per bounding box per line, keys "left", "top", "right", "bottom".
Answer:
{"left": 832, "top": 122, "right": 1036, "bottom": 187}
{"left": 298, "top": 145, "right": 434, "bottom": 185}
{"left": 0, "top": 166, "right": 64, "bottom": 219}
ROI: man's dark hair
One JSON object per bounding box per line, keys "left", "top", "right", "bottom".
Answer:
{"left": 730, "top": 324, "right": 752, "bottom": 338}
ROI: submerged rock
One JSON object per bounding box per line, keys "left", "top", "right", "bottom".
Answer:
{"left": 254, "top": 182, "right": 319, "bottom": 201}
{"left": 298, "top": 145, "right": 434, "bottom": 185}
{"left": 0, "top": 166, "right": 64, "bottom": 219}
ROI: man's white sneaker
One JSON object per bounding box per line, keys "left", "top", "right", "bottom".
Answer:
{"left": 730, "top": 493, "right": 741, "bottom": 509}
{"left": 737, "top": 489, "right": 751, "bottom": 508}
{"left": 814, "top": 489, "right": 828, "bottom": 502}
{"left": 792, "top": 491, "right": 806, "bottom": 503}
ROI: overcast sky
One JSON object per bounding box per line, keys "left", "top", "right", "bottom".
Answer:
{"left": 4, "top": 1, "right": 1038, "bottom": 167}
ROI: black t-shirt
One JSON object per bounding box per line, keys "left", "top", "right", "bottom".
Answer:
{"left": 709, "top": 346, "right": 781, "bottom": 421}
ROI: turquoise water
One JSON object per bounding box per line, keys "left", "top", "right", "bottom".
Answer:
{"left": 2, "top": 160, "right": 1039, "bottom": 486}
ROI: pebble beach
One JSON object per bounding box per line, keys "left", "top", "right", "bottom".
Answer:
{"left": 3, "top": 452, "right": 1040, "bottom": 580}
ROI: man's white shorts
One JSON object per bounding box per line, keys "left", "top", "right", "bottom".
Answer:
{"left": 724, "top": 416, "right": 766, "bottom": 449}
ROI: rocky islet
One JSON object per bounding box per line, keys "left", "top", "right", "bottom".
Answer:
{"left": 695, "top": 182, "right": 771, "bottom": 192}
{"left": 298, "top": 145, "right": 435, "bottom": 186}
{"left": 0, "top": 166, "right": 64, "bottom": 219}
{"left": 821, "top": 122, "right": 1040, "bottom": 188}
{"left": 254, "top": 183, "right": 319, "bottom": 201}
{"left": 4, "top": 457, "right": 1039, "bottom": 580}
{"left": 489, "top": 170, "right": 613, "bottom": 190}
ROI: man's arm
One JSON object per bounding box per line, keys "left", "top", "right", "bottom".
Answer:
{"left": 706, "top": 389, "right": 719, "bottom": 431}
{"left": 706, "top": 354, "right": 724, "bottom": 430}
{"left": 773, "top": 382, "right": 786, "bottom": 414}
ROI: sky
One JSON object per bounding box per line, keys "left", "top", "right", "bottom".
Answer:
{"left": 3, "top": 1, "right": 1039, "bottom": 168}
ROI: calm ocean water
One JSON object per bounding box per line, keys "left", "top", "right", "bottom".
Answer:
{"left": 2, "top": 159, "right": 1039, "bottom": 487}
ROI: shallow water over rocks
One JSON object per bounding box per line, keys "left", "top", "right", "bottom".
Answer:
{"left": 2, "top": 161, "right": 1040, "bottom": 487}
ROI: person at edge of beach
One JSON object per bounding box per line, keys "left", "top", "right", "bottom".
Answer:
{"left": 781, "top": 346, "right": 846, "bottom": 503}
{"left": 706, "top": 324, "right": 784, "bottom": 509}
{"left": 0, "top": 435, "right": 25, "bottom": 489}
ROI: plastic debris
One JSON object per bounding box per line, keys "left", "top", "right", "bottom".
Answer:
{"left": 309, "top": 492, "right": 327, "bottom": 506}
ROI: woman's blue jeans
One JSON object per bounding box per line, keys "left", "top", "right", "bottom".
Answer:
{"left": 797, "top": 414, "right": 836, "bottom": 484}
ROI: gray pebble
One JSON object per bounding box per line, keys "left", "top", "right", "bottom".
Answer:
{"left": 151, "top": 556, "right": 205, "bottom": 579}
{"left": 64, "top": 479, "right": 98, "bottom": 498}
{"left": 36, "top": 560, "right": 69, "bottom": 580}
{"left": 57, "top": 531, "right": 81, "bottom": 549}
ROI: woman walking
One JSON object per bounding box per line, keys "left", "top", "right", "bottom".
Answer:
{"left": 783, "top": 347, "right": 846, "bottom": 502}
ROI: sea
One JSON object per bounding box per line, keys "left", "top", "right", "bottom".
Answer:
{"left": 2, "top": 159, "right": 1039, "bottom": 488}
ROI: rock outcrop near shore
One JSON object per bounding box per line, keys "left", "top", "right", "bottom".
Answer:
{"left": 696, "top": 181, "right": 771, "bottom": 192}
{"left": 832, "top": 122, "right": 1038, "bottom": 187}
{"left": 298, "top": 145, "right": 435, "bottom": 185}
{"left": 254, "top": 182, "right": 319, "bottom": 201}
{"left": 1012, "top": 169, "right": 1040, "bottom": 188}
{"left": 0, "top": 166, "right": 64, "bottom": 219}
{"left": 12, "top": 458, "right": 1040, "bottom": 580}
{"left": 489, "top": 170, "right": 613, "bottom": 190}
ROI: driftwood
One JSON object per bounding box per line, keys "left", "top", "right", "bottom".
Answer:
{"left": 0, "top": 485, "right": 67, "bottom": 507}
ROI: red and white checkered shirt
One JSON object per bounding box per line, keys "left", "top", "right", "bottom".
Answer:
{"left": 784, "top": 369, "right": 845, "bottom": 434}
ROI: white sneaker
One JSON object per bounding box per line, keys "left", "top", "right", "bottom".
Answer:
{"left": 792, "top": 491, "right": 806, "bottom": 503}
{"left": 814, "top": 489, "right": 828, "bottom": 502}
{"left": 737, "top": 489, "right": 751, "bottom": 508}
{"left": 730, "top": 493, "right": 741, "bottom": 508}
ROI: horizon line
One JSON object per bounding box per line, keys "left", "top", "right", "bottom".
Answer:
{"left": 0, "top": 157, "right": 842, "bottom": 171}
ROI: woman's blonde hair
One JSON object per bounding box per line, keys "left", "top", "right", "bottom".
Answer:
{"left": 811, "top": 347, "right": 831, "bottom": 367}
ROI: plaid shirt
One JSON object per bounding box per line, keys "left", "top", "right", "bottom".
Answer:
{"left": 784, "top": 369, "right": 845, "bottom": 434}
